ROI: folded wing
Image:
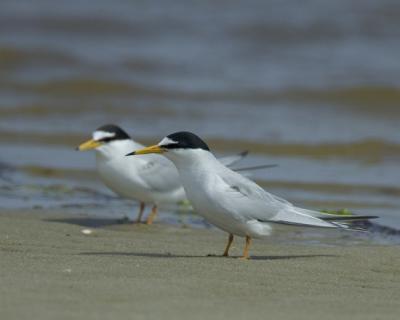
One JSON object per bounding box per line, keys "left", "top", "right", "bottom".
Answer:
{"left": 216, "top": 166, "right": 377, "bottom": 230}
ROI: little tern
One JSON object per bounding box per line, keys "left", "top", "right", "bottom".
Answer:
{"left": 127, "top": 131, "right": 377, "bottom": 259}
{"left": 77, "top": 125, "right": 272, "bottom": 224}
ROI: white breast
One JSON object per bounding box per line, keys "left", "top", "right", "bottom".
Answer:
{"left": 95, "top": 139, "right": 187, "bottom": 204}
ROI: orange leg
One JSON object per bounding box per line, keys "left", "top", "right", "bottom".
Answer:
{"left": 223, "top": 233, "right": 234, "bottom": 257}
{"left": 135, "top": 202, "right": 145, "bottom": 223}
{"left": 240, "top": 236, "right": 252, "bottom": 260}
{"left": 146, "top": 205, "right": 158, "bottom": 225}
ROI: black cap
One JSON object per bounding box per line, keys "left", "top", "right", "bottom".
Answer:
{"left": 95, "top": 124, "right": 131, "bottom": 142}
{"left": 163, "top": 131, "right": 210, "bottom": 151}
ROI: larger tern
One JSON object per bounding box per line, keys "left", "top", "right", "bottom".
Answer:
{"left": 127, "top": 131, "right": 377, "bottom": 259}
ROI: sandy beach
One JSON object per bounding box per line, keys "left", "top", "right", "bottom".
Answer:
{"left": 1, "top": 209, "right": 399, "bottom": 320}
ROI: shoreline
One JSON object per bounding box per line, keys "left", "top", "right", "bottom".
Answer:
{"left": 1, "top": 209, "right": 399, "bottom": 320}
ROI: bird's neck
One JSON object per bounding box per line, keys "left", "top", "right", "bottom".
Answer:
{"left": 166, "top": 149, "right": 219, "bottom": 174}
{"left": 96, "top": 139, "right": 143, "bottom": 160}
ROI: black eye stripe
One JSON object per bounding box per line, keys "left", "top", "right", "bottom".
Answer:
{"left": 98, "top": 137, "right": 115, "bottom": 143}
{"left": 163, "top": 143, "right": 179, "bottom": 149}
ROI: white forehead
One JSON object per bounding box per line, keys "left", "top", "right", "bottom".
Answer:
{"left": 159, "top": 137, "right": 178, "bottom": 146}
{"left": 93, "top": 130, "right": 115, "bottom": 141}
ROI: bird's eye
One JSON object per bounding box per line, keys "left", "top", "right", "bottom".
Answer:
{"left": 161, "top": 144, "right": 177, "bottom": 150}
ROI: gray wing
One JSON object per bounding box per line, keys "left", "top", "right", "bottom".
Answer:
{"left": 214, "top": 167, "right": 344, "bottom": 228}
{"left": 135, "top": 155, "right": 183, "bottom": 193}
{"left": 128, "top": 139, "right": 183, "bottom": 193}
{"left": 213, "top": 166, "right": 289, "bottom": 221}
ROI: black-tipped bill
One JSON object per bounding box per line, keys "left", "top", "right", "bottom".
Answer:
{"left": 126, "top": 145, "right": 164, "bottom": 156}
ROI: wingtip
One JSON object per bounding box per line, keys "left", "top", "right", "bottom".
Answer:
{"left": 233, "top": 164, "right": 278, "bottom": 172}
{"left": 321, "top": 215, "right": 379, "bottom": 222}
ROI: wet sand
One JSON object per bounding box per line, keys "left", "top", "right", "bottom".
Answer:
{"left": 1, "top": 210, "right": 399, "bottom": 320}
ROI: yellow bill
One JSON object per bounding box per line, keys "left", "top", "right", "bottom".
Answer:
{"left": 77, "top": 139, "right": 101, "bottom": 151}
{"left": 126, "top": 144, "right": 164, "bottom": 156}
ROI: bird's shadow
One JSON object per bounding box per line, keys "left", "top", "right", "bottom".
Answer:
{"left": 251, "top": 254, "right": 337, "bottom": 261}
{"left": 46, "top": 217, "right": 338, "bottom": 261}
{"left": 79, "top": 251, "right": 337, "bottom": 261}
{"left": 44, "top": 217, "right": 135, "bottom": 228}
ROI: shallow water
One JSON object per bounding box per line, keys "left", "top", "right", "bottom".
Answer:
{"left": 1, "top": 0, "right": 400, "bottom": 244}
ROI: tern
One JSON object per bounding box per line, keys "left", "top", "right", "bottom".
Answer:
{"left": 77, "top": 125, "right": 274, "bottom": 224}
{"left": 127, "top": 131, "right": 377, "bottom": 259}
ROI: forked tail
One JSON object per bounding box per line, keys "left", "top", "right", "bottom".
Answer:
{"left": 264, "top": 207, "right": 378, "bottom": 231}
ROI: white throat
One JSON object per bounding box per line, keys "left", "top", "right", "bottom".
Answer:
{"left": 96, "top": 139, "right": 142, "bottom": 159}
{"left": 163, "top": 148, "right": 217, "bottom": 170}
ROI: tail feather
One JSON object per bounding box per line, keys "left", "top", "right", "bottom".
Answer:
{"left": 234, "top": 164, "right": 278, "bottom": 172}
{"left": 219, "top": 151, "right": 277, "bottom": 175}
{"left": 264, "top": 207, "right": 377, "bottom": 231}
{"left": 218, "top": 151, "right": 248, "bottom": 167}
{"left": 320, "top": 215, "right": 378, "bottom": 221}
{"left": 267, "top": 207, "right": 338, "bottom": 228}
{"left": 297, "top": 207, "right": 378, "bottom": 221}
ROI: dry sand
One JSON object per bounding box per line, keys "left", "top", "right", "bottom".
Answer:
{"left": 0, "top": 209, "right": 399, "bottom": 320}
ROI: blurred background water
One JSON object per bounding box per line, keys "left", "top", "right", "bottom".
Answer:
{"left": 1, "top": 0, "right": 400, "bottom": 241}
